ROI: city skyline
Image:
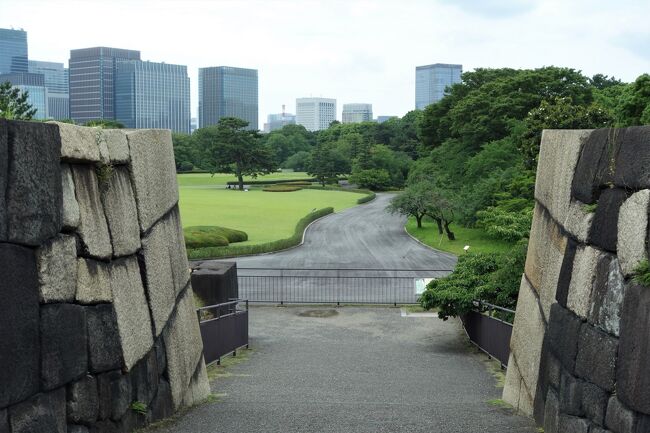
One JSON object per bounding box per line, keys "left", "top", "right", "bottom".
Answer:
{"left": 1, "top": 0, "right": 649, "bottom": 122}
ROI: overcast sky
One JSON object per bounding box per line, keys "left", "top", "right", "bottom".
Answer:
{"left": 1, "top": 0, "right": 649, "bottom": 123}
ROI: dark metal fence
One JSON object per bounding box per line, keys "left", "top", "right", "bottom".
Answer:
{"left": 197, "top": 300, "right": 249, "bottom": 365}
{"left": 460, "top": 301, "right": 514, "bottom": 368}
{"left": 236, "top": 268, "right": 453, "bottom": 305}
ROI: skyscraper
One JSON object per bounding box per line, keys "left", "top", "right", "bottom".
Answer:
{"left": 342, "top": 103, "right": 373, "bottom": 124}
{"left": 264, "top": 109, "right": 296, "bottom": 132}
{"left": 0, "top": 28, "right": 28, "bottom": 74}
{"left": 415, "top": 63, "right": 462, "bottom": 109}
{"left": 0, "top": 72, "right": 47, "bottom": 119}
{"left": 28, "top": 60, "right": 69, "bottom": 120}
{"left": 295, "top": 97, "right": 336, "bottom": 132}
{"left": 115, "top": 60, "right": 190, "bottom": 133}
{"left": 69, "top": 47, "right": 141, "bottom": 124}
{"left": 198, "top": 66, "right": 258, "bottom": 130}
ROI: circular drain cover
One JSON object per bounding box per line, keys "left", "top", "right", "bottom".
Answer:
{"left": 297, "top": 309, "right": 339, "bottom": 318}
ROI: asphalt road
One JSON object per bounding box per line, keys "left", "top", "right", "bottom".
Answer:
{"left": 156, "top": 306, "right": 537, "bottom": 433}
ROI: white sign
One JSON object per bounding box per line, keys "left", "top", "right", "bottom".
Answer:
{"left": 414, "top": 278, "right": 434, "bottom": 295}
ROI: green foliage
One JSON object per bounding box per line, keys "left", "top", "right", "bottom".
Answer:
{"left": 349, "top": 168, "right": 392, "bottom": 190}
{"left": 633, "top": 260, "right": 650, "bottom": 287}
{"left": 0, "top": 81, "right": 36, "bottom": 120}
{"left": 130, "top": 401, "right": 147, "bottom": 415}
{"left": 357, "top": 191, "right": 376, "bottom": 204}
{"left": 282, "top": 151, "right": 311, "bottom": 171}
{"left": 84, "top": 119, "right": 124, "bottom": 128}
{"left": 307, "top": 142, "right": 350, "bottom": 186}
{"left": 187, "top": 207, "right": 334, "bottom": 259}
{"left": 616, "top": 74, "right": 650, "bottom": 126}
{"left": 262, "top": 185, "right": 303, "bottom": 192}
{"left": 183, "top": 226, "right": 248, "bottom": 249}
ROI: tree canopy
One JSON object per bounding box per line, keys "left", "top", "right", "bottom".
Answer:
{"left": 0, "top": 81, "right": 36, "bottom": 120}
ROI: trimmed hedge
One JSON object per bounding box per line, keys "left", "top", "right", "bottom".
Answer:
{"left": 303, "top": 185, "right": 376, "bottom": 204}
{"left": 184, "top": 226, "right": 248, "bottom": 249}
{"left": 262, "top": 185, "right": 303, "bottom": 192}
{"left": 187, "top": 207, "right": 334, "bottom": 259}
{"left": 226, "top": 178, "right": 316, "bottom": 186}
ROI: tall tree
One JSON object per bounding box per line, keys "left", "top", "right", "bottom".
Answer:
{"left": 0, "top": 81, "right": 36, "bottom": 120}
{"left": 307, "top": 142, "right": 349, "bottom": 186}
{"left": 195, "top": 117, "right": 276, "bottom": 190}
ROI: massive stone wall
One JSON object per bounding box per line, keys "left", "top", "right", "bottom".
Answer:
{"left": 503, "top": 127, "right": 650, "bottom": 433}
{"left": 0, "top": 120, "right": 209, "bottom": 433}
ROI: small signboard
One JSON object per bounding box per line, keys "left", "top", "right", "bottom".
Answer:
{"left": 414, "top": 278, "right": 434, "bottom": 295}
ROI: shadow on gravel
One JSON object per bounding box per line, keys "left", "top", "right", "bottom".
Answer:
{"left": 297, "top": 309, "right": 339, "bottom": 318}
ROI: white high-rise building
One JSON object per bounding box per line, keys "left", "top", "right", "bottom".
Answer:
{"left": 342, "top": 103, "right": 373, "bottom": 124}
{"left": 295, "top": 97, "right": 336, "bottom": 131}
{"left": 415, "top": 63, "right": 462, "bottom": 109}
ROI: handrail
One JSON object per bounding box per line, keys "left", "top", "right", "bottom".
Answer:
{"left": 237, "top": 267, "right": 454, "bottom": 272}
{"left": 473, "top": 300, "right": 515, "bottom": 315}
{"left": 196, "top": 299, "right": 248, "bottom": 323}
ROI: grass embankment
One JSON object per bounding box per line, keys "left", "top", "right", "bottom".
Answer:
{"left": 177, "top": 171, "right": 312, "bottom": 188}
{"left": 405, "top": 216, "right": 514, "bottom": 256}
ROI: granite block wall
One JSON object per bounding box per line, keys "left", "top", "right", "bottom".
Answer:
{"left": 503, "top": 126, "right": 650, "bottom": 433}
{"left": 0, "top": 120, "right": 209, "bottom": 433}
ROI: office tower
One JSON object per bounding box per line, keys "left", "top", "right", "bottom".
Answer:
{"left": 190, "top": 117, "right": 198, "bottom": 134}
{"left": 28, "top": 60, "right": 69, "bottom": 120}
{"left": 0, "top": 28, "right": 28, "bottom": 74}
{"left": 0, "top": 72, "right": 47, "bottom": 119}
{"left": 295, "top": 97, "right": 336, "bottom": 132}
{"left": 342, "top": 103, "right": 373, "bottom": 124}
{"left": 415, "top": 63, "right": 462, "bottom": 109}
{"left": 376, "top": 116, "right": 397, "bottom": 123}
{"left": 115, "top": 60, "right": 190, "bottom": 133}
{"left": 198, "top": 66, "right": 258, "bottom": 130}
{"left": 69, "top": 47, "right": 141, "bottom": 124}
{"left": 264, "top": 107, "right": 296, "bottom": 132}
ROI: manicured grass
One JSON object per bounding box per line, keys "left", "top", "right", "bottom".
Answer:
{"left": 405, "top": 216, "right": 515, "bottom": 256}
{"left": 178, "top": 171, "right": 312, "bottom": 188}
{"left": 183, "top": 226, "right": 248, "bottom": 249}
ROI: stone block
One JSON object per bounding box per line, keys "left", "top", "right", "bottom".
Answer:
{"left": 71, "top": 164, "right": 112, "bottom": 259}
{"left": 150, "top": 379, "right": 173, "bottom": 422}
{"left": 558, "top": 415, "right": 591, "bottom": 433}
{"left": 36, "top": 234, "right": 77, "bottom": 303}
{"left": 502, "top": 353, "right": 531, "bottom": 413}
{"left": 103, "top": 129, "right": 130, "bottom": 164}
{"left": 575, "top": 324, "right": 618, "bottom": 391}
{"left": 126, "top": 129, "right": 178, "bottom": 232}
{"left": 87, "top": 304, "right": 122, "bottom": 373}
{"left": 41, "top": 303, "right": 88, "bottom": 390}
{"left": 572, "top": 128, "right": 618, "bottom": 204}
{"left": 154, "top": 338, "right": 167, "bottom": 376}
{"left": 163, "top": 288, "right": 207, "bottom": 410}
{"left": 68, "top": 426, "right": 90, "bottom": 433}
{"left": 559, "top": 372, "right": 583, "bottom": 416}
{"left": 5, "top": 120, "right": 62, "bottom": 245}
{"left": 8, "top": 388, "right": 66, "bottom": 433}
{"left": 617, "top": 190, "right": 650, "bottom": 277}
{"left": 613, "top": 126, "right": 650, "bottom": 189}
{"left": 67, "top": 375, "right": 99, "bottom": 424}
{"left": 0, "top": 409, "right": 7, "bottom": 433}
{"left": 605, "top": 396, "right": 638, "bottom": 433}
{"left": 535, "top": 129, "right": 592, "bottom": 225}
{"left": 534, "top": 343, "right": 561, "bottom": 422}
{"left": 89, "top": 420, "right": 120, "bottom": 433}
{"left": 543, "top": 389, "right": 560, "bottom": 433}
{"left": 0, "top": 243, "right": 40, "bottom": 408}
{"left": 62, "top": 163, "right": 80, "bottom": 230}
{"left": 100, "top": 166, "right": 141, "bottom": 257}
{"left": 564, "top": 199, "right": 595, "bottom": 243}
{"left": 567, "top": 245, "right": 604, "bottom": 319}
{"left": 0, "top": 119, "right": 7, "bottom": 239}
{"left": 166, "top": 207, "right": 191, "bottom": 296}
{"left": 97, "top": 370, "right": 131, "bottom": 422}
{"left": 110, "top": 257, "right": 154, "bottom": 371}
{"left": 53, "top": 121, "right": 102, "bottom": 162}
{"left": 617, "top": 283, "right": 650, "bottom": 414}
{"left": 590, "top": 257, "right": 625, "bottom": 336}
{"left": 591, "top": 428, "right": 613, "bottom": 433}
{"left": 556, "top": 238, "right": 578, "bottom": 307}
{"left": 547, "top": 303, "right": 582, "bottom": 373}
{"left": 131, "top": 349, "right": 159, "bottom": 405}
{"left": 181, "top": 358, "right": 210, "bottom": 408}
{"left": 588, "top": 188, "right": 628, "bottom": 253}
{"left": 581, "top": 381, "right": 609, "bottom": 426}
{"left": 76, "top": 258, "right": 112, "bottom": 304}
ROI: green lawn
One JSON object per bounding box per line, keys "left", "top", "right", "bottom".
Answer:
{"left": 405, "top": 216, "right": 514, "bottom": 256}
{"left": 178, "top": 171, "right": 312, "bottom": 188}
{"left": 178, "top": 178, "right": 363, "bottom": 245}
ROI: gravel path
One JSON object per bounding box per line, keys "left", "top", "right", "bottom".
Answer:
{"left": 156, "top": 306, "right": 537, "bottom": 433}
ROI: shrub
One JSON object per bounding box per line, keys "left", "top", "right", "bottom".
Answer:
{"left": 184, "top": 226, "right": 248, "bottom": 249}
{"left": 225, "top": 178, "right": 316, "bottom": 186}
{"left": 262, "top": 185, "right": 303, "bottom": 192}
{"left": 633, "top": 260, "right": 650, "bottom": 286}
{"left": 349, "top": 168, "right": 392, "bottom": 190}
{"left": 303, "top": 185, "right": 375, "bottom": 204}
{"left": 357, "top": 192, "right": 376, "bottom": 204}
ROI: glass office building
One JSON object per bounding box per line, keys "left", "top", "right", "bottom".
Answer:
{"left": 264, "top": 112, "right": 296, "bottom": 132}
{"left": 29, "top": 60, "right": 69, "bottom": 120}
{"left": 342, "top": 103, "right": 373, "bottom": 124}
{"left": 0, "top": 72, "right": 47, "bottom": 119}
{"left": 0, "top": 28, "right": 28, "bottom": 74}
{"left": 115, "top": 60, "right": 190, "bottom": 133}
{"left": 415, "top": 63, "right": 462, "bottom": 110}
{"left": 69, "top": 47, "right": 141, "bottom": 124}
{"left": 199, "top": 66, "right": 258, "bottom": 130}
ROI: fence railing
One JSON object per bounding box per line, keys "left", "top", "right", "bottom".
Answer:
{"left": 236, "top": 268, "right": 453, "bottom": 305}
{"left": 197, "top": 299, "right": 249, "bottom": 365}
{"left": 460, "top": 301, "right": 515, "bottom": 368}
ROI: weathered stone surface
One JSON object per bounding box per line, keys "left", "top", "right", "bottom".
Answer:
{"left": 41, "top": 303, "right": 88, "bottom": 390}
{"left": 181, "top": 358, "right": 210, "bottom": 408}
{"left": 166, "top": 207, "right": 190, "bottom": 296}
{"left": 131, "top": 350, "right": 159, "bottom": 405}
{"left": 110, "top": 257, "right": 154, "bottom": 370}
{"left": 150, "top": 379, "right": 174, "bottom": 422}
{"left": 87, "top": 304, "right": 122, "bottom": 373}
{"left": 88, "top": 420, "right": 120, "bottom": 433}
{"left": 67, "top": 375, "right": 99, "bottom": 424}
{"left": 591, "top": 428, "right": 613, "bottom": 433}
{"left": 71, "top": 165, "right": 113, "bottom": 259}
{"left": 575, "top": 326, "right": 618, "bottom": 392}
{"left": 590, "top": 257, "right": 625, "bottom": 336}
{"left": 100, "top": 166, "right": 140, "bottom": 257}
{"left": 605, "top": 396, "right": 638, "bottom": 433}
{"left": 534, "top": 344, "right": 562, "bottom": 423}
{"left": 613, "top": 126, "right": 650, "bottom": 189}
{"left": 547, "top": 303, "right": 582, "bottom": 373}
{"left": 617, "top": 190, "right": 650, "bottom": 277}
{"left": 617, "top": 283, "right": 650, "bottom": 414}
{"left": 581, "top": 381, "right": 609, "bottom": 426}
{"left": 559, "top": 372, "right": 583, "bottom": 416}
{"left": 543, "top": 389, "right": 560, "bottom": 433}
{"left": 61, "top": 163, "right": 80, "bottom": 230}
{"left": 0, "top": 409, "right": 8, "bottom": 433}
{"left": 564, "top": 199, "right": 595, "bottom": 243}
{"left": 67, "top": 426, "right": 90, "bottom": 433}
{"left": 504, "top": 275, "right": 545, "bottom": 415}
{"left": 36, "top": 234, "right": 77, "bottom": 302}
{"left": 103, "top": 129, "right": 129, "bottom": 164}
{"left": 164, "top": 288, "right": 207, "bottom": 410}
{"left": 8, "top": 388, "right": 66, "bottom": 433}
{"left": 97, "top": 370, "right": 131, "bottom": 422}
{"left": 127, "top": 129, "right": 178, "bottom": 232}
{"left": 567, "top": 245, "right": 604, "bottom": 319}
{"left": 76, "top": 258, "right": 112, "bottom": 304}
{"left": 503, "top": 353, "right": 532, "bottom": 413}
{"left": 0, "top": 243, "right": 40, "bottom": 408}
{"left": 588, "top": 188, "right": 628, "bottom": 253}
{"left": 556, "top": 238, "right": 578, "bottom": 307}
{"left": 154, "top": 339, "right": 167, "bottom": 376}
{"left": 558, "top": 415, "right": 591, "bottom": 433}
{"left": 0, "top": 120, "right": 7, "bottom": 239}
{"left": 572, "top": 128, "right": 618, "bottom": 204}
{"left": 53, "top": 121, "right": 101, "bottom": 162}
{"left": 5, "top": 120, "right": 62, "bottom": 245}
